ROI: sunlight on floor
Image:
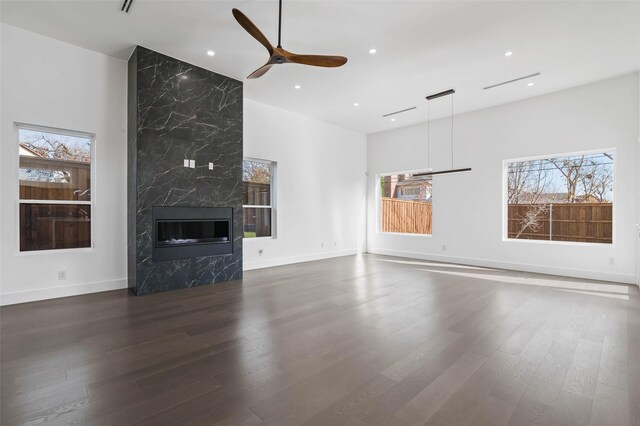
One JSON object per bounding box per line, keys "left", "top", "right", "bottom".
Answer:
{"left": 420, "top": 268, "right": 629, "bottom": 300}
{"left": 374, "top": 258, "right": 630, "bottom": 301}
{"left": 374, "top": 258, "right": 496, "bottom": 271}
{"left": 554, "top": 288, "right": 629, "bottom": 300}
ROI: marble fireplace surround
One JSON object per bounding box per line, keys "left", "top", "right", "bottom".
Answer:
{"left": 127, "top": 46, "right": 243, "bottom": 295}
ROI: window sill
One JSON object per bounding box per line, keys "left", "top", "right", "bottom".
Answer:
{"left": 16, "top": 247, "right": 95, "bottom": 256}
{"left": 502, "top": 238, "right": 613, "bottom": 248}
{"left": 379, "top": 232, "right": 433, "bottom": 237}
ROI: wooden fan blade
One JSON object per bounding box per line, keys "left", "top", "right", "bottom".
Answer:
{"left": 285, "top": 54, "right": 348, "bottom": 68}
{"left": 232, "top": 8, "right": 274, "bottom": 55}
{"left": 247, "top": 63, "right": 274, "bottom": 79}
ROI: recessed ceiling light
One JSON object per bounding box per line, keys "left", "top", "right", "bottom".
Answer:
{"left": 505, "top": 51, "right": 513, "bottom": 57}
{"left": 181, "top": 75, "right": 188, "bottom": 79}
{"left": 354, "top": 103, "right": 359, "bottom": 107}
{"left": 294, "top": 85, "right": 301, "bottom": 89}
{"left": 369, "top": 48, "right": 377, "bottom": 55}
{"left": 207, "top": 50, "right": 215, "bottom": 56}
{"left": 527, "top": 82, "right": 534, "bottom": 87}
{"left": 391, "top": 118, "right": 396, "bottom": 122}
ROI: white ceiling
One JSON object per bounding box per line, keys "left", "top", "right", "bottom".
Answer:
{"left": 1, "top": 1, "right": 639, "bottom": 134}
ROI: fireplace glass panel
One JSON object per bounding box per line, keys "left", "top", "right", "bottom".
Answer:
{"left": 156, "top": 220, "right": 230, "bottom": 247}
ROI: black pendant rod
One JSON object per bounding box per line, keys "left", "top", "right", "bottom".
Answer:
{"left": 422, "top": 88, "right": 471, "bottom": 177}
{"left": 427, "top": 97, "right": 430, "bottom": 171}
{"left": 277, "top": 0, "right": 283, "bottom": 48}
{"left": 425, "top": 89, "right": 455, "bottom": 101}
{"left": 414, "top": 168, "right": 472, "bottom": 177}
{"left": 451, "top": 92, "right": 454, "bottom": 169}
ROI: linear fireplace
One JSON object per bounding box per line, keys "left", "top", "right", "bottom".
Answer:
{"left": 152, "top": 206, "right": 233, "bottom": 261}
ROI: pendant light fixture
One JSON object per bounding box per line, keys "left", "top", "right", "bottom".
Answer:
{"left": 414, "top": 89, "right": 471, "bottom": 177}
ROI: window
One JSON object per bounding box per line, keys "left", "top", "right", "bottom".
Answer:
{"left": 380, "top": 172, "right": 432, "bottom": 235}
{"left": 505, "top": 150, "right": 613, "bottom": 244}
{"left": 243, "top": 159, "right": 275, "bottom": 238}
{"left": 18, "top": 125, "right": 93, "bottom": 251}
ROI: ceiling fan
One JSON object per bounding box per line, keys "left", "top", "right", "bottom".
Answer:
{"left": 232, "top": 0, "right": 348, "bottom": 79}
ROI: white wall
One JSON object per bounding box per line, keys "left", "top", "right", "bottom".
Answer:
{"left": 3, "top": 25, "right": 632, "bottom": 306}
{"left": 637, "top": 77, "right": 640, "bottom": 286}
{"left": 0, "top": 25, "right": 367, "bottom": 304}
{"left": 243, "top": 99, "right": 367, "bottom": 270}
{"left": 367, "top": 73, "right": 639, "bottom": 284}
{"left": 0, "top": 24, "right": 128, "bottom": 304}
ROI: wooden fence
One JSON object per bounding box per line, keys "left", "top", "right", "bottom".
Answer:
{"left": 19, "top": 204, "right": 91, "bottom": 251}
{"left": 508, "top": 203, "right": 612, "bottom": 244}
{"left": 381, "top": 198, "right": 432, "bottom": 234}
{"left": 381, "top": 198, "right": 612, "bottom": 244}
{"left": 19, "top": 156, "right": 91, "bottom": 201}
{"left": 19, "top": 156, "right": 91, "bottom": 251}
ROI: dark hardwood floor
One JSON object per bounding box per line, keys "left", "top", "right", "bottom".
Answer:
{"left": 1, "top": 254, "right": 638, "bottom": 425}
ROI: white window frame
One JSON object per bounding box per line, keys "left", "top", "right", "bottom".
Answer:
{"left": 376, "top": 168, "right": 433, "bottom": 237}
{"left": 242, "top": 157, "right": 277, "bottom": 239}
{"left": 15, "top": 123, "right": 96, "bottom": 255}
{"left": 502, "top": 148, "right": 616, "bottom": 247}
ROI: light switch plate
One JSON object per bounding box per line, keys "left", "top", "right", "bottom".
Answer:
{"left": 183, "top": 159, "right": 189, "bottom": 167}
{"left": 189, "top": 160, "right": 195, "bottom": 168}
{"left": 209, "top": 162, "right": 213, "bottom": 170}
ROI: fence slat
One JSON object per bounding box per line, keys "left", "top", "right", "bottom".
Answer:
{"left": 382, "top": 200, "right": 611, "bottom": 243}
{"left": 381, "top": 198, "right": 432, "bottom": 234}
{"left": 508, "top": 203, "right": 612, "bottom": 244}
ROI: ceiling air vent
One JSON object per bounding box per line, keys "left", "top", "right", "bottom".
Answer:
{"left": 382, "top": 106, "right": 416, "bottom": 118}
{"left": 121, "top": 0, "right": 134, "bottom": 14}
{"left": 483, "top": 72, "right": 540, "bottom": 90}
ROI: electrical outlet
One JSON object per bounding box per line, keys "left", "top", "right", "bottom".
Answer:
{"left": 189, "top": 160, "right": 195, "bottom": 168}
{"left": 208, "top": 162, "right": 213, "bottom": 170}
{"left": 258, "top": 249, "right": 263, "bottom": 256}
{"left": 608, "top": 257, "right": 615, "bottom": 265}
{"left": 58, "top": 271, "right": 67, "bottom": 280}
{"left": 183, "top": 159, "right": 189, "bottom": 167}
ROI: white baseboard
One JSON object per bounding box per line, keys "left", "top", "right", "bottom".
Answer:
{"left": 367, "top": 248, "right": 636, "bottom": 285}
{"left": 243, "top": 249, "right": 359, "bottom": 271}
{"left": 1, "top": 250, "right": 358, "bottom": 305}
{"left": 4, "top": 248, "right": 630, "bottom": 305}
{"left": 0, "top": 278, "right": 129, "bottom": 306}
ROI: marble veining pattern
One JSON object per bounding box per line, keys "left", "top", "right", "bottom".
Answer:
{"left": 128, "top": 46, "right": 243, "bottom": 295}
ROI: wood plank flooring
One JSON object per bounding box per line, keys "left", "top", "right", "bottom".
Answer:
{"left": 1, "top": 254, "right": 638, "bottom": 425}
